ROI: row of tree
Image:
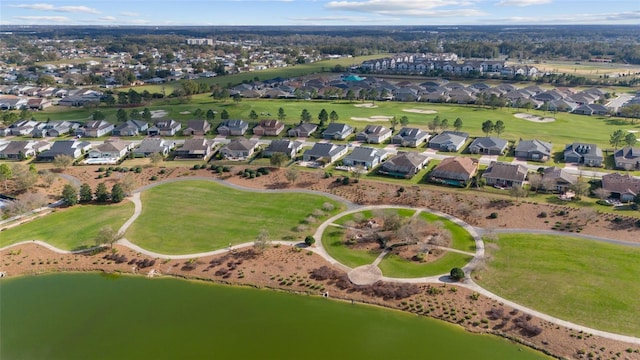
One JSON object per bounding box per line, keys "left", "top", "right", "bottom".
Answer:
{"left": 61, "top": 181, "right": 129, "bottom": 207}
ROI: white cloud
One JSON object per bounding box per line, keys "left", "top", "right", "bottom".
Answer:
{"left": 288, "top": 15, "right": 389, "bottom": 22}
{"left": 13, "top": 15, "right": 69, "bottom": 22}
{"left": 11, "top": 3, "right": 99, "bottom": 14}
{"left": 120, "top": 11, "right": 140, "bottom": 17}
{"left": 98, "top": 16, "right": 117, "bottom": 22}
{"left": 325, "top": 0, "right": 483, "bottom": 17}
{"left": 496, "top": 10, "right": 640, "bottom": 24}
{"left": 496, "top": 0, "right": 552, "bottom": 6}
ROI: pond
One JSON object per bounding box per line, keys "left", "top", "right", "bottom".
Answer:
{"left": 0, "top": 273, "right": 551, "bottom": 360}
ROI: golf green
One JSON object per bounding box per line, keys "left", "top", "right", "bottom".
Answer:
{"left": 0, "top": 273, "right": 551, "bottom": 360}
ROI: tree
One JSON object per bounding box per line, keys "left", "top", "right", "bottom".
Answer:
{"left": 142, "top": 108, "right": 152, "bottom": 121}
{"left": 270, "top": 152, "right": 288, "bottom": 167}
{"left": 428, "top": 116, "right": 441, "bottom": 131}
{"left": 509, "top": 184, "right": 527, "bottom": 201}
{"left": 129, "top": 108, "right": 140, "bottom": 120}
{"left": 253, "top": 229, "right": 271, "bottom": 252}
{"left": 277, "top": 107, "right": 286, "bottom": 121}
{"left": 53, "top": 154, "right": 74, "bottom": 170}
{"left": 149, "top": 152, "right": 164, "bottom": 166}
{"left": 389, "top": 116, "right": 398, "bottom": 131}
{"left": 40, "top": 169, "right": 57, "bottom": 187}
{"left": 453, "top": 117, "right": 463, "bottom": 131}
{"left": 624, "top": 133, "right": 637, "bottom": 147}
{"left": 92, "top": 110, "right": 105, "bottom": 121}
{"left": 300, "top": 109, "right": 312, "bottom": 122}
{"left": 95, "top": 182, "right": 110, "bottom": 203}
{"left": 450, "top": 267, "right": 465, "bottom": 281}
{"left": 329, "top": 110, "right": 339, "bottom": 123}
{"left": 249, "top": 109, "right": 259, "bottom": 120}
{"left": 11, "top": 164, "right": 38, "bottom": 192}
{"left": 481, "top": 120, "right": 494, "bottom": 136}
{"left": 440, "top": 118, "right": 449, "bottom": 131}
{"left": 528, "top": 173, "right": 543, "bottom": 192}
{"left": 610, "top": 129, "right": 625, "bottom": 149}
{"left": 318, "top": 109, "right": 328, "bottom": 125}
{"left": 220, "top": 109, "right": 230, "bottom": 119}
{"left": 111, "top": 183, "right": 125, "bottom": 203}
{"left": 399, "top": 116, "right": 409, "bottom": 127}
{"left": 61, "top": 184, "right": 78, "bottom": 206}
{"left": 494, "top": 120, "right": 505, "bottom": 137}
{"left": 116, "top": 108, "right": 128, "bottom": 122}
{"left": 304, "top": 235, "right": 316, "bottom": 246}
{"left": 206, "top": 109, "right": 216, "bottom": 120}
{"left": 570, "top": 177, "right": 590, "bottom": 198}
{"left": 0, "top": 163, "right": 12, "bottom": 190}
{"left": 119, "top": 174, "right": 136, "bottom": 196}
{"left": 594, "top": 187, "right": 611, "bottom": 200}
{"left": 79, "top": 183, "right": 93, "bottom": 203}
{"left": 94, "top": 225, "right": 122, "bottom": 248}
{"left": 284, "top": 167, "right": 299, "bottom": 186}
{"left": 345, "top": 89, "right": 356, "bottom": 101}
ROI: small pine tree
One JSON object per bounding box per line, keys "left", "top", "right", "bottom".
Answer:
{"left": 61, "top": 184, "right": 78, "bottom": 206}
{"left": 95, "top": 182, "right": 110, "bottom": 203}
{"left": 111, "top": 183, "right": 125, "bottom": 203}
{"left": 79, "top": 183, "right": 93, "bottom": 203}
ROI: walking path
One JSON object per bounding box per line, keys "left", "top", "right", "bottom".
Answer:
{"left": 2, "top": 177, "right": 640, "bottom": 346}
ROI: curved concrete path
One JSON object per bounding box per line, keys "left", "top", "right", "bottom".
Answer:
{"left": 2, "top": 177, "right": 640, "bottom": 346}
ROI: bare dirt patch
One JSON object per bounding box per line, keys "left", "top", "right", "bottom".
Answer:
{"left": 403, "top": 108, "right": 438, "bottom": 115}
{"left": 514, "top": 113, "right": 555, "bottom": 123}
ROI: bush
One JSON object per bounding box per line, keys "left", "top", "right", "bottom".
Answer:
{"left": 159, "top": 169, "right": 166, "bottom": 175}
{"left": 193, "top": 164, "right": 200, "bottom": 170}
{"left": 636, "top": 219, "right": 640, "bottom": 228}
{"left": 324, "top": 171, "right": 333, "bottom": 178}
{"left": 304, "top": 236, "right": 315, "bottom": 246}
{"left": 341, "top": 176, "right": 350, "bottom": 185}
{"left": 97, "top": 167, "right": 105, "bottom": 172}
{"left": 538, "top": 212, "right": 547, "bottom": 218}
{"left": 150, "top": 176, "right": 158, "bottom": 181}
{"left": 450, "top": 267, "right": 465, "bottom": 281}
{"left": 135, "top": 167, "right": 142, "bottom": 173}
{"left": 596, "top": 199, "right": 613, "bottom": 206}
{"left": 489, "top": 212, "right": 498, "bottom": 219}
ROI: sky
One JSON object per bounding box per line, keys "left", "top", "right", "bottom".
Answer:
{"left": 1, "top": 0, "right": 639, "bottom": 26}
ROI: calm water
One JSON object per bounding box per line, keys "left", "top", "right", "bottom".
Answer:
{"left": 0, "top": 273, "right": 550, "bottom": 360}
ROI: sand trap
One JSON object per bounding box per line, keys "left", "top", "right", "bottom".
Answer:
{"left": 149, "top": 110, "right": 168, "bottom": 118}
{"left": 514, "top": 113, "right": 555, "bottom": 123}
{"left": 354, "top": 103, "right": 378, "bottom": 108}
{"left": 403, "top": 108, "right": 438, "bottom": 114}
{"left": 628, "top": 130, "right": 639, "bottom": 133}
{"left": 179, "top": 111, "right": 191, "bottom": 115}
{"left": 351, "top": 115, "right": 394, "bottom": 122}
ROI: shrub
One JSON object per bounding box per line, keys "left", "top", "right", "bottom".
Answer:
{"left": 341, "top": 176, "right": 350, "bottom": 185}
{"left": 135, "top": 167, "right": 142, "bottom": 173}
{"left": 304, "top": 235, "right": 316, "bottom": 246}
{"left": 150, "top": 176, "right": 158, "bottom": 181}
{"left": 636, "top": 219, "right": 640, "bottom": 228}
{"left": 450, "top": 267, "right": 465, "bottom": 281}
{"left": 97, "top": 167, "right": 105, "bottom": 172}
{"left": 159, "top": 169, "right": 166, "bottom": 174}
{"left": 538, "top": 212, "right": 547, "bottom": 218}
{"left": 612, "top": 217, "right": 624, "bottom": 224}
{"left": 322, "top": 202, "right": 335, "bottom": 211}
{"left": 324, "top": 171, "right": 333, "bottom": 178}
{"left": 596, "top": 199, "right": 613, "bottom": 206}
{"left": 489, "top": 212, "right": 498, "bottom": 219}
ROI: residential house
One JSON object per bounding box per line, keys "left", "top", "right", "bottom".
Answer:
{"left": 342, "top": 147, "right": 387, "bottom": 170}
{"left": 322, "top": 123, "right": 353, "bottom": 140}
{"left": 563, "top": 143, "right": 603, "bottom": 167}
{"left": 148, "top": 120, "right": 182, "bottom": 136}
{"left": 573, "top": 104, "right": 609, "bottom": 116}
{"left": 36, "top": 140, "right": 91, "bottom": 161}
{"left": 0, "top": 140, "right": 51, "bottom": 160}
{"left": 182, "top": 119, "right": 211, "bottom": 136}
{"left": 601, "top": 173, "right": 640, "bottom": 202}
{"left": 26, "top": 98, "right": 52, "bottom": 110}
{"left": 217, "top": 119, "right": 249, "bottom": 136}
{"left": 8, "top": 120, "right": 41, "bottom": 136}
{"left": 481, "top": 161, "right": 528, "bottom": 188}
{"left": 32, "top": 121, "right": 79, "bottom": 138}
{"left": 302, "top": 143, "right": 348, "bottom": 165}
{"left": 542, "top": 166, "right": 577, "bottom": 193}
{"left": 112, "top": 120, "right": 149, "bottom": 137}
{"left": 355, "top": 125, "right": 392, "bottom": 144}
{"left": 467, "top": 137, "right": 508, "bottom": 155}
{"left": 288, "top": 122, "right": 318, "bottom": 138}
{"left": 174, "top": 138, "right": 215, "bottom": 159}
{"left": 133, "top": 138, "right": 175, "bottom": 157}
{"left": 429, "top": 156, "right": 479, "bottom": 187}
{"left": 378, "top": 152, "right": 429, "bottom": 178}
{"left": 514, "top": 139, "right": 553, "bottom": 162}
{"left": 75, "top": 120, "right": 114, "bottom": 138}
{"left": 263, "top": 140, "right": 303, "bottom": 158}
{"left": 614, "top": 146, "right": 640, "bottom": 170}
{"left": 220, "top": 139, "right": 259, "bottom": 160}
{"left": 87, "top": 140, "right": 132, "bottom": 163}
{"left": 252, "top": 119, "right": 285, "bottom": 136}
{"left": 391, "top": 127, "right": 430, "bottom": 147}
{"left": 428, "top": 131, "right": 469, "bottom": 152}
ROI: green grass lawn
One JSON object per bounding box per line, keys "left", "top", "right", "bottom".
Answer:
{"left": 0, "top": 203, "right": 134, "bottom": 251}
{"left": 321, "top": 226, "right": 381, "bottom": 267}
{"left": 419, "top": 212, "right": 476, "bottom": 252}
{"left": 475, "top": 233, "right": 640, "bottom": 336}
{"left": 125, "top": 180, "right": 343, "bottom": 254}
{"left": 378, "top": 252, "right": 473, "bottom": 278}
